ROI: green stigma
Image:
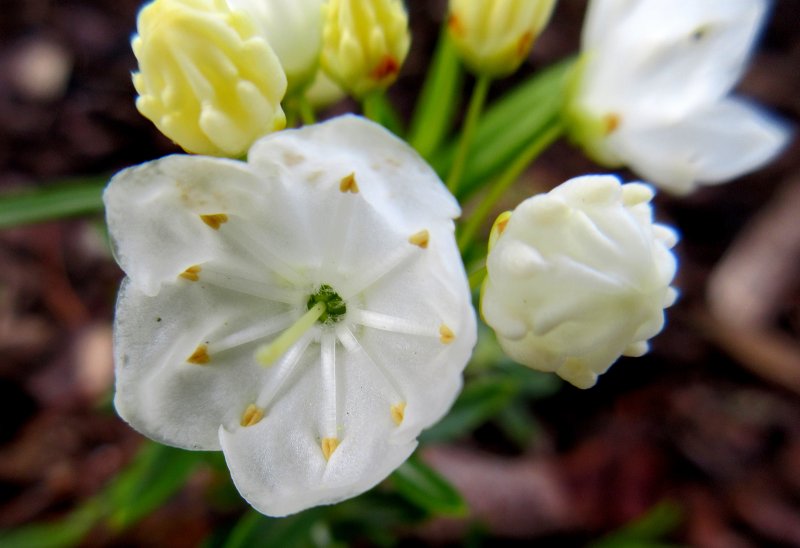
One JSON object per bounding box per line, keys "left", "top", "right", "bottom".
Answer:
{"left": 307, "top": 284, "right": 346, "bottom": 324}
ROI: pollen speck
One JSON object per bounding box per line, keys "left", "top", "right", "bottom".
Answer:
{"left": 408, "top": 229, "right": 430, "bottom": 248}
{"left": 240, "top": 404, "right": 264, "bottom": 427}
{"left": 339, "top": 172, "right": 359, "bottom": 193}
{"left": 187, "top": 344, "right": 210, "bottom": 364}
{"left": 447, "top": 13, "right": 464, "bottom": 36}
{"left": 200, "top": 213, "right": 229, "bottom": 230}
{"left": 603, "top": 113, "right": 621, "bottom": 135}
{"left": 517, "top": 31, "right": 534, "bottom": 56}
{"left": 391, "top": 403, "right": 406, "bottom": 425}
{"left": 439, "top": 324, "right": 455, "bottom": 344}
{"left": 321, "top": 437, "right": 339, "bottom": 460}
{"left": 179, "top": 265, "right": 201, "bottom": 281}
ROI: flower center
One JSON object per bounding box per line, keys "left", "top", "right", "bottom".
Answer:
{"left": 307, "top": 284, "right": 346, "bottom": 325}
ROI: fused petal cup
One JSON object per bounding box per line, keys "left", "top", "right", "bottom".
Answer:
{"left": 105, "top": 115, "right": 476, "bottom": 516}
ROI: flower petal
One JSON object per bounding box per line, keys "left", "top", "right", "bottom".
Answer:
{"left": 613, "top": 97, "right": 791, "bottom": 194}
{"left": 113, "top": 278, "right": 291, "bottom": 450}
{"left": 580, "top": 0, "right": 767, "bottom": 119}
{"left": 104, "top": 155, "right": 272, "bottom": 296}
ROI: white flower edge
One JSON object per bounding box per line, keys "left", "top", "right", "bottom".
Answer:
{"left": 106, "top": 115, "right": 477, "bottom": 516}
{"left": 567, "top": 0, "right": 792, "bottom": 194}
{"left": 481, "top": 175, "right": 678, "bottom": 388}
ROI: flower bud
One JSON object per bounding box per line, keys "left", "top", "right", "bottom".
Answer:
{"left": 227, "top": 0, "right": 324, "bottom": 94}
{"left": 320, "top": 0, "right": 411, "bottom": 98}
{"left": 132, "top": 0, "right": 288, "bottom": 157}
{"left": 481, "top": 175, "right": 678, "bottom": 389}
{"left": 447, "top": 0, "right": 556, "bottom": 77}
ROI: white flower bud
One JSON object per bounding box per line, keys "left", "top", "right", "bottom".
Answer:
{"left": 481, "top": 175, "right": 678, "bottom": 389}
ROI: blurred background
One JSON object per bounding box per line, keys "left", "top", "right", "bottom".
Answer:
{"left": 1, "top": 0, "right": 799, "bottom": 546}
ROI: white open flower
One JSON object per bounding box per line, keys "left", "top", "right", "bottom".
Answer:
{"left": 104, "top": 115, "right": 476, "bottom": 516}
{"left": 481, "top": 175, "right": 678, "bottom": 389}
{"left": 564, "top": 0, "right": 791, "bottom": 194}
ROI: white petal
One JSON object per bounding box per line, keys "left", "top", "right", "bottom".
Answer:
{"left": 580, "top": 0, "right": 767, "bottom": 118}
{"left": 614, "top": 97, "right": 791, "bottom": 194}
{"left": 103, "top": 155, "right": 270, "bottom": 296}
{"left": 247, "top": 115, "right": 461, "bottom": 226}
{"left": 113, "top": 278, "right": 288, "bottom": 450}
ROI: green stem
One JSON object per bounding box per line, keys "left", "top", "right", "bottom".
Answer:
{"left": 0, "top": 177, "right": 106, "bottom": 229}
{"left": 468, "top": 263, "right": 487, "bottom": 292}
{"left": 457, "top": 121, "right": 564, "bottom": 254}
{"left": 446, "top": 75, "right": 492, "bottom": 195}
{"left": 361, "top": 91, "right": 384, "bottom": 123}
{"left": 297, "top": 94, "right": 316, "bottom": 125}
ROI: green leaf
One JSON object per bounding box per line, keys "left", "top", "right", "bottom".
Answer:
{"left": 104, "top": 442, "right": 203, "bottom": 531}
{"left": 390, "top": 455, "right": 467, "bottom": 517}
{"left": 495, "top": 400, "right": 543, "bottom": 449}
{"left": 0, "top": 177, "right": 106, "bottom": 229}
{"left": 0, "top": 503, "right": 102, "bottom": 548}
{"left": 407, "top": 30, "right": 464, "bottom": 158}
{"left": 420, "top": 374, "right": 518, "bottom": 443}
{"left": 589, "top": 500, "right": 685, "bottom": 548}
{"left": 222, "top": 508, "right": 327, "bottom": 548}
{"left": 431, "top": 59, "right": 574, "bottom": 199}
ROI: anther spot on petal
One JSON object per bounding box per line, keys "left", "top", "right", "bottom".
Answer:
{"left": 439, "top": 324, "right": 455, "bottom": 344}
{"left": 321, "top": 437, "right": 339, "bottom": 461}
{"left": 390, "top": 402, "right": 406, "bottom": 425}
{"left": 187, "top": 344, "right": 210, "bottom": 365}
{"left": 179, "top": 265, "right": 201, "bottom": 282}
{"left": 408, "top": 230, "right": 430, "bottom": 249}
{"left": 603, "top": 113, "right": 621, "bottom": 135}
{"left": 339, "top": 172, "right": 359, "bottom": 193}
{"left": 200, "top": 213, "right": 229, "bottom": 230}
{"left": 241, "top": 404, "right": 264, "bottom": 427}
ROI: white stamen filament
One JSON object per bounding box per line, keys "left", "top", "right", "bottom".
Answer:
{"left": 340, "top": 242, "right": 419, "bottom": 299}
{"left": 211, "top": 310, "right": 298, "bottom": 353}
{"left": 348, "top": 308, "right": 439, "bottom": 338}
{"left": 320, "top": 331, "right": 338, "bottom": 439}
{"left": 197, "top": 266, "right": 304, "bottom": 304}
{"left": 256, "top": 331, "right": 314, "bottom": 409}
{"left": 220, "top": 220, "right": 306, "bottom": 283}
{"left": 336, "top": 324, "right": 404, "bottom": 402}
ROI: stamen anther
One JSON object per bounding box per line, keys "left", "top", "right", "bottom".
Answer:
{"left": 179, "top": 265, "right": 201, "bottom": 281}
{"left": 391, "top": 402, "right": 406, "bottom": 425}
{"left": 439, "top": 324, "right": 455, "bottom": 344}
{"left": 187, "top": 344, "right": 210, "bottom": 364}
{"left": 321, "top": 437, "right": 339, "bottom": 460}
{"left": 240, "top": 404, "right": 264, "bottom": 427}
{"left": 339, "top": 172, "right": 359, "bottom": 193}
{"left": 409, "top": 229, "right": 430, "bottom": 248}
{"left": 200, "top": 213, "right": 229, "bottom": 230}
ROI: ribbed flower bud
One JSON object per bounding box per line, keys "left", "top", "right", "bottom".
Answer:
{"left": 320, "top": 0, "right": 411, "bottom": 98}
{"left": 481, "top": 175, "right": 678, "bottom": 389}
{"left": 132, "top": 0, "right": 288, "bottom": 157}
{"left": 447, "top": 0, "right": 556, "bottom": 77}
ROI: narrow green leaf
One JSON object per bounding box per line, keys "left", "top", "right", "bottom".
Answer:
{"left": 589, "top": 500, "right": 684, "bottom": 548}
{"left": 431, "top": 59, "right": 574, "bottom": 199}
{"left": 222, "top": 509, "right": 326, "bottom": 548}
{"left": 495, "top": 400, "right": 543, "bottom": 449}
{"left": 0, "top": 177, "right": 107, "bottom": 229}
{"left": 407, "top": 30, "right": 464, "bottom": 158}
{"left": 420, "top": 375, "right": 517, "bottom": 443}
{"left": 391, "top": 455, "right": 467, "bottom": 517}
{"left": 0, "top": 503, "right": 101, "bottom": 548}
{"left": 104, "top": 442, "right": 203, "bottom": 530}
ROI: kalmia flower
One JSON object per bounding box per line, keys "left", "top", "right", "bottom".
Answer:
{"left": 481, "top": 175, "right": 678, "bottom": 389}
{"left": 105, "top": 116, "right": 476, "bottom": 515}
{"left": 564, "top": 0, "right": 790, "bottom": 194}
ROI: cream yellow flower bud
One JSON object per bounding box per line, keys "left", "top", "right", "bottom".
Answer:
{"left": 320, "top": 0, "right": 411, "bottom": 98}
{"left": 132, "top": 0, "right": 288, "bottom": 157}
{"left": 448, "top": 0, "right": 556, "bottom": 77}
